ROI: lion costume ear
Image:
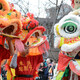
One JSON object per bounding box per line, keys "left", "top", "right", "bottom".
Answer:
{"left": 0, "top": 0, "right": 10, "bottom": 15}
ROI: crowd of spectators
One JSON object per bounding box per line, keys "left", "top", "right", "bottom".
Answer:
{"left": 36, "top": 58, "right": 56, "bottom": 80}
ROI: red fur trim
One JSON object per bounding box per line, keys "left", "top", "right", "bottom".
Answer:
{"left": 0, "top": 0, "right": 10, "bottom": 15}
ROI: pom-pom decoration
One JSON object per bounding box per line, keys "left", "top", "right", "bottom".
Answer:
{"left": 21, "top": 12, "right": 39, "bottom": 31}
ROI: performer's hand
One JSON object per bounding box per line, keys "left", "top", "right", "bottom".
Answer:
{"left": 24, "top": 42, "right": 29, "bottom": 50}
{"left": 24, "top": 44, "right": 29, "bottom": 55}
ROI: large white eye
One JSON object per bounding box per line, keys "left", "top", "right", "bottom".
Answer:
{"left": 57, "top": 14, "right": 80, "bottom": 38}
{"left": 59, "top": 21, "right": 80, "bottom": 38}
{"left": 62, "top": 22, "right": 77, "bottom": 34}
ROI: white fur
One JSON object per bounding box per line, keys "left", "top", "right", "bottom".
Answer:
{"left": 54, "top": 37, "right": 60, "bottom": 48}
{"left": 59, "top": 14, "right": 80, "bottom": 24}
{"left": 11, "top": 23, "right": 18, "bottom": 34}
{"left": 61, "top": 41, "right": 80, "bottom": 52}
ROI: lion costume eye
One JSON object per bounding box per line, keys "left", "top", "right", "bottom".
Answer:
{"left": 0, "top": 3, "right": 2, "bottom": 10}
{"left": 62, "top": 22, "right": 77, "bottom": 34}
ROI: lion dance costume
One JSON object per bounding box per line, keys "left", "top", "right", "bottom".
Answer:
{"left": 7, "top": 13, "right": 50, "bottom": 80}
{"left": 0, "top": 0, "right": 22, "bottom": 80}
{"left": 4, "top": 4, "right": 49, "bottom": 80}
{"left": 0, "top": 0, "right": 49, "bottom": 80}
{"left": 54, "top": 0, "right": 80, "bottom": 80}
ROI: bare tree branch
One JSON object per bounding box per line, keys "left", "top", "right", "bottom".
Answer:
{"left": 15, "top": 3, "right": 26, "bottom": 14}
{"left": 48, "top": 0, "right": 56, "bottom": 5}
{"left": 55, "top": 0, "right": 63, "bottom": 23}
{"left": 10, "top": 0, "right": 21, "bottom": 4}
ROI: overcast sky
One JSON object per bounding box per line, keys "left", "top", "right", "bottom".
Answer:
{"left": 7, "top": 0, "right": 71, "bottom": 18}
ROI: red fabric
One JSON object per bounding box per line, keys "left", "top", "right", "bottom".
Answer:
{"left": 38, "top": 40, "right": 50, "bottom": 54}
{"left": 62, "top": 77, "right": 69, "bottom": 80}
{"left": 45, "top": 40, "right": 50, "bottom": 50}
{"left": 78, "top": 76, "right": 80, "bottom": 80}
{"left": 14, "top": 55, "right": 43, "bottom": 80}
{"left": 0, "top": 46, "right": 10, "bottom": 73}
{"left": 0, "top": 36, "right": 5, "bottom": 46}
{"left": 57, "top": 51, "right": 72, "bottom": 71}
{"left": 69, "top": 60, "right": 80, "bottom": 76}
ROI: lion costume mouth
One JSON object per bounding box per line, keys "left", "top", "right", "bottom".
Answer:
{"left": 3, "top": 25, "right": 14, "bottom": 34}
{"left": 22, "top": 26, "right": 46, "bottom": 48}
{"left": 0, "top": 20, "right": 21, "bottom": 38}
{"left": 59, "top": 37, "right": 80, "bottom": 57}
